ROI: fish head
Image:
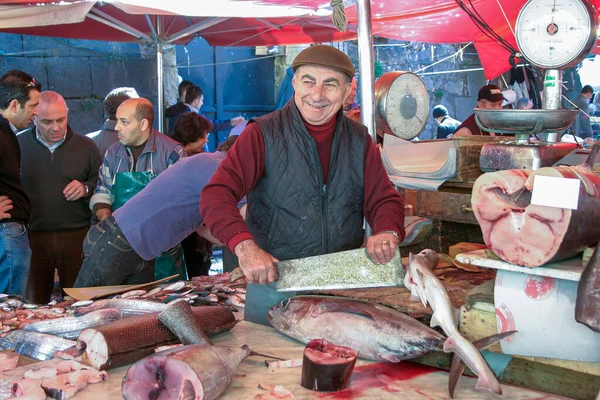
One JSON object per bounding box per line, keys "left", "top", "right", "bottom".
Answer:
{"left": 404, "top": 251, "right": 436, "bottom": 307}
{"left": 267, "top": 296, "right": 313, "bottom": 336}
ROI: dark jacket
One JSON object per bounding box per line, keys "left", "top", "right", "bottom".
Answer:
{"left": 18, "top": 126, "right": 102, "bottom": 231}
{"left": 86, "top": 119, "right": 119, "bottom": 157}
{"left": 246, "top": 101, "right": 368, "bottom": 261}
{"left": 0, "top": 115, "right": 30, "bottom": 224}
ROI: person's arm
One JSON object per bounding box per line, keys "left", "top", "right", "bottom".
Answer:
{"left": 200, "top": 123, "right": 277, "bottom": 283}
{"left": 453, "top": 126, "right": 472, "bottom": 136}
{"left": 200, "top": 123, "right": 265, "bottom": 248}
{"left": 90, "top": 155, "right": 116, "bottom": 220}
{"left": 362, "top": 137, "right": 406, "bottom": 264}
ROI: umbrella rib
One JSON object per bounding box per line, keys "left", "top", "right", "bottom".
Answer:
{"left": 89, "top": 8, "right": 152, "bottom": 42}
{"left": 254, "top": 18, "right": 281, "bottom": 30}
{"left": 145, "top": 14, "right": 159, "bottom": 42}
{"left": 166, "top": 17, "right": 229, "bottom": 43}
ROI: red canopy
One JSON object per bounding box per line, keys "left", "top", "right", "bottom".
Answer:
{"left": 0, "top": 0, "right": 598, "bottom": 79}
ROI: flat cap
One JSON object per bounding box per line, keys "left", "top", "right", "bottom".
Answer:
{"left": 292, "top": 45, "right": 355, "bottom": 79}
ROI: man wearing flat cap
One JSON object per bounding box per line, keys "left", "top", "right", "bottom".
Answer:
{"left": 454, "top": 84, "right": 505, "bottom": 136}
{"left": 200, "top": 45, "right": 405, "bottom": 321}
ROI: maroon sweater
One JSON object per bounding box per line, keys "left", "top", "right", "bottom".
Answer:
{"left": 200, "top": 113, "right": 405, "bottom": 253}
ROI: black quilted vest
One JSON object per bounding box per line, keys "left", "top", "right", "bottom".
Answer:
{"left": 246, "top": 100, "right": 368, "bottom": 261}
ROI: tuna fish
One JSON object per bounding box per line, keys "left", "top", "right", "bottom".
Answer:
{"left": 121, "top": 344, "right": 250, "bottom": 400}
{"left": 267, "top": 295, "right": 446, "bottom": 362}
{"left": 404, "top": 249, "right": 502, "bottom": 395}
{"left": 24, "top": 308, "right": 124, "bottom": 340}
{"left": 0, "top": 331, "right": 76, "bottom": 361}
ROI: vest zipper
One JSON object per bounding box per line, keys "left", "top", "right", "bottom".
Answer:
{"left": 321, "top": 183, "right": 329, "bottom": 252}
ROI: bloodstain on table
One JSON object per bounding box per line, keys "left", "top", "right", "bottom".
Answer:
{"left": 317, "top": 362, "right": 439, "bottom": 399}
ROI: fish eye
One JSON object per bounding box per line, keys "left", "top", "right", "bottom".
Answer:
{"left": 280, "top": 298, "right": 291, "bottom": 309}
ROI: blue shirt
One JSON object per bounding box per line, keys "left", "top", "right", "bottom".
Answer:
{"left": 114, "top": 151, "right": 225, "bottom": 260}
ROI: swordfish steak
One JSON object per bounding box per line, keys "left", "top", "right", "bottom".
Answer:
{"left": 471, "top": 164, "right": 600, "bottom": 267}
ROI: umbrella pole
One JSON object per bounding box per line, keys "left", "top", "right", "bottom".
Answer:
{"left": 356, "top": 0, "right": 376, "bottom": 239}
{"left": 156, "top": 16, "right": 164, "bottom": 133}
{"left": 356, "top": 0, "right": 375, "bottom": 143}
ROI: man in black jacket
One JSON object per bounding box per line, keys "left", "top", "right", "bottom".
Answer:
{"left": 0, "top": 70, "right": 41, "bottom": 297}
{"left": 18, "top": 91, "right": 101, "bottom": 303}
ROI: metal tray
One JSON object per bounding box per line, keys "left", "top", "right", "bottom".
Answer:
{"left": 474, "top": 109, "right": 577, "bottom": 133}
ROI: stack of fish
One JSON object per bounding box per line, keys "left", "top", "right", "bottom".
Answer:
{"left": 0, "top": 273, "right": 245, "bottom": 399}
{"left": 0, "top": 272, "right": 247, "bottom": 339}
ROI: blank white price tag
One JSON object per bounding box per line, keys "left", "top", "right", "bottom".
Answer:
{"left": 531, "top": 175, "right": 580, "bottom": 210}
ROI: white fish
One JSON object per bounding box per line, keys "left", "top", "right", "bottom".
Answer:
{"left": 71, "top": 300, "right": 93, "bottom": 308}
{"left": 162, "top": 281, "right": 186, "bottom": 292}
{"left": 120, "top": 290, "right": 147, "bottom": 299}
{"left": 404, "top": 249, "right": 502, "bottom": 395}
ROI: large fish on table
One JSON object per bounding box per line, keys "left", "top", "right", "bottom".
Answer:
{"left": 0, "top": 331, "right": 76, "bottom": 361}
{"left": 405, "top": 249, "right": 502, "bottom": 395}
{"left": 121, "top": 344, "right": 250, "bottom": 400}
{"left": 77, "top": 305, "right": 238, "bottom": 370}
{"left": 471, "top": 149, "right": 600, "bottom": 267}
{"left": 267, "top": 295, "right": 446, "bottom": 362}
{"left": 24, "top": 308, "right": 124, "bottom": 340}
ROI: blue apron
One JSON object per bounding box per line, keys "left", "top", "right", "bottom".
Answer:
{"left": 112, "top": 155, "right": 187, "bottom": 282}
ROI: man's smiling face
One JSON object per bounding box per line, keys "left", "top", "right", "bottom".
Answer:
{"left": 292, "top": 65, "right": 351, "bottom": 125}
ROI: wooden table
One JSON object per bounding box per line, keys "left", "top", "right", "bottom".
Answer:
{"left": 77, "top": 321, "right": 569, "bottom": 399}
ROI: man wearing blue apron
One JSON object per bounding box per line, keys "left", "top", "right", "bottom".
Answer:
{"left": 74, "top": 118, "right": 241, "bottom": 288}
{"left": 76, "top": 98, "right": 186, "bottom": 286}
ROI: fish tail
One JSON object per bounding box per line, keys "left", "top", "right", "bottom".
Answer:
{"left": 443, "top": 337, "right": 502, "bottom": 395}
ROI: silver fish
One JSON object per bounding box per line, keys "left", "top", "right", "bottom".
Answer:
{"left": 405, "top": 249, "right": 502, "bottom": 395}
{"left": 70, "top": 300, "right": 93, "bottom": 308}
{"left": 267, "top": 295, "right": 445, "bottom": 362}
{"left": 73, "top": 299, "right": 166, "bottom": 317}
{"left": 162, "top": 281, "right": 186, "bottom": 292}
{"left": 0, "top": 331, "right": 76, "bottom": 361}
{"left": 24, "top": 308, "right": 124, "bottom": 340}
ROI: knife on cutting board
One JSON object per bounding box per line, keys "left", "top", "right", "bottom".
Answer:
{"left": 231, "top": 248, "right": 405, "bottom": 292}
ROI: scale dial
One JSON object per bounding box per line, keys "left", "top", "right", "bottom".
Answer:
{"left": 374, "top": 71, "right": 429, "bottom": 140}
{"left": 516, "top": 0, "right": 598, "bottom": 69}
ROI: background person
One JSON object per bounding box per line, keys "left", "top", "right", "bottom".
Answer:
{"left": 0, "top": 70, "right": 41, "bottom": 297}
{"left": 18, "top": 91, "right": 101, "bottom": 303}
{"left": 454, "top": 84, "right": 505, "bottom": 136}
{"left": 87, "top": 87, "right": 139, "bottom": 157}
{"left": 432, "top": 105, "right": 460, "bottom": 139}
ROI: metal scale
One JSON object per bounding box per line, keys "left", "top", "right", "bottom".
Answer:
{"left": 477, "top": 0, "right": 599, "bottom": 172}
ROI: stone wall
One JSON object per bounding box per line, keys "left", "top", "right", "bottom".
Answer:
{"left": 0, "top": 34, "right": 167, "bottom": 134}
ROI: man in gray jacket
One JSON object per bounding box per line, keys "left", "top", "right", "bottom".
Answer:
{"left": 90, "top": 98, "right": 186, "bottom": 222}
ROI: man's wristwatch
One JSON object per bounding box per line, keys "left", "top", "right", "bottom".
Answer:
{"left": 84, "top": 184, "right": 89, "bottom": 197}
{"left": 381, "top": 230, "right": 399, "bottom": 239}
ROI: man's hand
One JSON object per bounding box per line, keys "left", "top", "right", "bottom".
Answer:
{"left": 96, "top": 208, "right": 112, "bottom": 221}
{"left": 230, "top": 116, "right": 246, "bottom": 127}
{"left": 234, "top": 239, "right": 278, "bottom": 284}
{"left": 63, "top": 180, "right": 87, "bottom": 202}
{"left": 0, "top": 196, "right": 13, "bottom": 220}
{"left": 366, "top": 232, "right": 399, "bottom": 264}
